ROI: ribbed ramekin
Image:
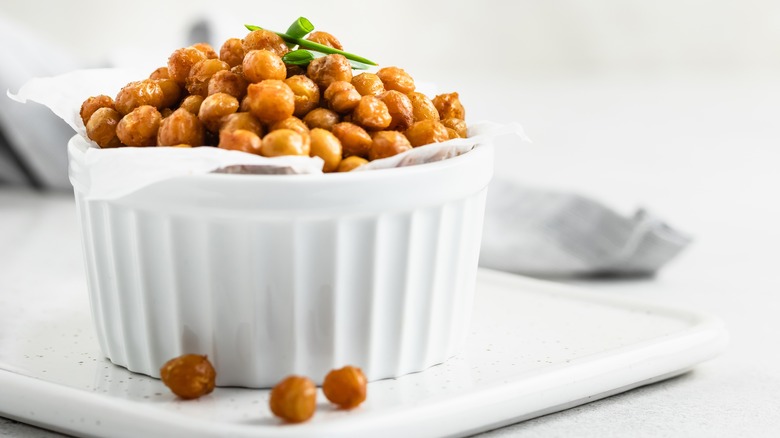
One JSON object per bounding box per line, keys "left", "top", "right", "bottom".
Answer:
{"left": 68, "top": 136, "right": 493, "bottom": 387}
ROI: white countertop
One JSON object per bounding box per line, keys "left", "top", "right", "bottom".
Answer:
{"left": 3, "top": 75, "right": 779, "bottom": 436}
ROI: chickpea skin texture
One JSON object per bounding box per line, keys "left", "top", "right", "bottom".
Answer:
{"left": 305, "top": 31, "right": 343, "bottom": 50}
{"left": 331, "top": 122, "right": 372, "bottom": 158}
{"left": 432, "top": 92, "right": 466, "bottom": 120}
{"left": 179, "top": 95, "right": 205, "bottom": 115}
{"left": 243, "top": 49, "right": 286, "bottom": 83}
{"left": 309, "top": 128, "right": 342, "bottom": 172}
{"left": 285, "top": 75, "right": 321, "bottom": 117}
{"left": 115, "top": 80, "right": 166, "bottom": 115}
{"left": 322, "top": 366, "right": 368, "bottom": 409}
{"left": 157, "top": 108, "right": 205, "bottom": 146}
{"left": 186, "top": 59, "right": 229, "bottom": 96}
{"left": 220, "top": 112, "right": 263, "bottom": 137}
{"left": 219, "top": 38, "right": 245, "bottom": 68}
{"left": 242, "top": 29, "right": 289, "bottom": 57}
{"left": 307, "top": 54, "right": 352, "bottom": 89}
{"left": 376, "top": 66, "right": 415, "bottom": 94}
{"left": 80, "top": 95, "right": 114, "bottom": 126}
{"left": 245, "top": 80, "right": 295, "bottom": 124}
{"left": 369, "top": 130, "right": 412, "bottom": 160}
{"left": 353, "top": 96, "right": 392, "bottom": 130}
{"left": 219, "top": 129, "right": 262, "bottom": 155}
{"left": 407, "top": 92, "right": 440, "bottom": 122}
{"left": 116, "top": 105, "right": 161, "bottom": 146}
{"left": 167, "top": 47, "right": 207, "bottom": 84}
{"left": 149, "top": 66, "right": 170, "bottom": 80}
{"left": 208, "top": 69, "right": 248, "bottom": 100}
{"left": 441, "top": 118, "right": 468, "bottom": 138}
{"left": 337, "top": 155, "right": 369, "bottom": 172}
{"left": 379, "top": 90, "right": 414, "bottom": 131}
{"left": 303, "top": 108, "right": 340, "bottom": 130}
{"left": 260, "top": 129, "right": 309, "bottom": 157}
{"left": 160, "top": 354, "right": 216, "bottom": 400}
{"left": 192, "top": 42, "right": 218, "bottom": 59}
{"left": 198, "top": 93, "right": 239, "bottom": 133}
{"left": 404, "top": 119, "right": 449, "bottom": 147}
{"left": 351, "top": 73, "right": 385, "bottom": 96}
{"left": 324, "top": 81, "right": 361, "bottom": 113}
{"left": 269, "top": 375, "right": 317, "bottom": 423}
{"left": 86, "top": 107, "right": 122, "bottom": 148}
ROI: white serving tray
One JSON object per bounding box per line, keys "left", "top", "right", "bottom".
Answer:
{"left": 0, "top": 269, "right": 727, "bottom": 438}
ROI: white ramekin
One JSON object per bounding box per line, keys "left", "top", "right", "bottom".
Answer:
{"left": 68, "top": 136, "right": 494, "bottom": 387}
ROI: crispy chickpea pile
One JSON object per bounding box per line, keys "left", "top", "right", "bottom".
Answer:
{"left": 82, "top": 28, "right": 467, "bottom": 172}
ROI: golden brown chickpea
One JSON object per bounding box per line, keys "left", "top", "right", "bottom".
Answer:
{"left": 446, "top": 128, "right": 460, "bottom": 139}
{"left": 432, "top": 92, "right": 466, "bottom": 120}
{"left": 218, "top": 129, "right": 262, "bottom": 154}
{"left": 242, "top": 29, "right": 289, "bottom": 57}
{"left": 167, "top": 47, "right": 207, "bottom": 84}
{"left": 198, "top": 93, "right": 239, "bottom": 133}
{"left": 285, "top": 75, "right": 320, "bottom": 117}
{"left": 270, "top": 116, "right": 309, "bottom": 135}
{"left": 156, "top": 79, "right": 182, "bottom": 108}
{"left": 207, "top": 70, "right": 248, "bottom": 100}
{"left": 179, "top": 95, "right": 205, "bottom": 115}
{"left": 376, "top": 67, "right": 415, "bottom": 94}
{"left": 404, "top": 119, "right": 449, "bottom": 147}
{"left": 324, "top": 81, "right": 361, "bottom": 113}
{"left": 80, "top": 95, "right": 114, "bottom": 126}
{"left": 242, "top": 49, "right": 286, "bottom": 83}
{"left": 351, "top": 73, "right": 385, "bottom": 96}
{"left": 322, "top": 366, "right": 367, "bottom": 409}
{"left": 353, "top": 95, "right": 392, "bottom": 130}
{"left": 149, "top": 66, "right": 170, "bottom": 80}
{"left": 306, "top": 54, "right": 352, "bottom": 89}
{"left": 331, "top": 122, "right": 372, "bottom": 158}
{"left": 305, "top": 31, "right": 343, "bottom": 50}
{"left": 309, "top": 128, "right": 342, "bottom": 172}
{"left": 441, "top": 118, "right": 468, "bottom": 138}
{"left": 160, "top": 354, "right": 216, "bottom": 400}
{"left": 303, "top": 108, "right": 340, "bottom": 131}
{"left": 260, "top": 129, "right": 308, "bottom": 157}
{"left": 116, "top": 105, "right": 161, "bottom": 147}
{"left": 157, "top": 108, "right": 205, "bottom": 146}
{"left": 186, "top": 59, "right": 229, "bottom": 96}
{"left": 245, "top": 80, "right": 295, "bottom": 124}
{"left": 220, "top": 112, "right": 263, "bottom": 137}
{"left": 369, "top": 130, "right": 412, "bottom": 160}
{"left": 407, "top": 92, "right": 440, "bottom": 122}
{"left": 86, "top": 107, "right": 122, "bottom": 148}
{"left": 192, "top": 42, "right": 218, "bottom": 60}
{"left": 379, "top": 90, "right": 414, "bottom": 131}
{"left": 219, "top": 38, "right": 245, "bottom": 68}
{"left": 269, "top": 375, "right": 316, "bottom": 424}
{"left": 337, "top": 155, "right": 369, "bottom": 172}
{"left": 115, "top": 80, "right": 166, "bottom": 115}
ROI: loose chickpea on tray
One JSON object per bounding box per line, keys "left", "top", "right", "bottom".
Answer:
{"left": 80, "top": 18, "right": 468, "bottom": 173}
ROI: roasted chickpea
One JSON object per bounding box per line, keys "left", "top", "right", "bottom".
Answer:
{"left": 376, "top": 67, "right": 415, "bottom": 94}
{"left": 186, "top": 59, "right": 229, "bottom": 96}
{"left": 116, "top": 105, "right": 161, "bottom": 146}
{"left": 198, "top": 93, "right": 239, "bottom": 133}
{"left": 86, "top": 107, "right": 122, "bottom": 148}
{"left": 242, "top": 29, "right": 289, "bottom": 57}
{"left": 207, "top": 70, "right": 248, "bottom": 100}
{"left": 369, "top": 130, "right": 412, "bottom": 160}
{"left": 306, "top": 54, "right": 352, "bottom": 89}
{"left": 331, "top": 122, "right": 372, "bottom": 158}
{"left": 80, "top": 95, "right": 114, "bottom": 126}
{"left": 115, "top": 80, "right": 166, "bottom": 115}
{"left": 260, "top": 129, "right": 308, "bottom": 157}
{"left": 404, "top": 119, "right": 449, "bottom": 147}
{"left": 156, "top": 78, "right": 182, "bottom": 108}
{"left": 285, "top": 75, "right": 320, "bottom": 117}
{"left": 309, "top": 128, "right": 342, "bottom": 172}
{"left": 270, "top": 116, "right": 309, "bottom": 135}
{"left": 306, "top": 31, "right": 343, "bottom": 50}
{"left": 220, "top": 112, "right": 263, "bottom": 137}
{"left": 218, "top": 129, "right": 262, "bottom": 154}
{"left": 441, "top": 118, "right": 467, "bottom": 138}
{"left": 192, "top": 42, "right": 218, "bottom": 59}
{"left": 167, "top": 47, "right": 207, "bottom": 84}
{"left": 353, "top": 95, "right": 392, "bottom": 130}
{"left": 149, "top": 67, "right": 170, "bottom": 80}
{"left": 322, "top": 366, "right": 367, "bottom": 409}
{"left": 445, "top": 128, "right": 460, "bottom": 139}
{"left": 160, "top": 354, "right": 216, "bottom": 400}
{"left": 243, "top": 49, "right": 286, "bottom": 83}
{"left": 179, "top": 95, "right": 205, "bottom": 115}
{"left": 245, "top": 80, "right": 295, "bottom": 124}
{"left": 432, "top": 92, "right": 466, "bottom": 120}
{"left": 157, "top": 108, "right": 205, "bottom": 146}
{"left": 324, "top": 81, "right": 361, "bottom": 113}
{"left": 160, "top": 108, "right": 174, "bottom": 118}
{"left": 285, "top": 64, "right": 306, "bottom": 78}
{"left": 303, "top": 108, "right": 340, "bottom": 131}
{"left": 351, "top": 73, "right": 385, "bottom": 96}
{"left": 269, "top": 375, "right": 317, "bottom": 423}
{"left": 337, "top": 156, "right": 368, "bottom": 172}
{"left": 379, "top": 90, "right": 414, "bottom": 131}
{"left": 407, "top": 92, "right": 440, "bottom": 122}
{"left": 219, "top": 38, "right": 245, "bottom": 68}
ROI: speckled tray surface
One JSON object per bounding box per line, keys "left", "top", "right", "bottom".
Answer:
{"left": 0, "top": 269, "right": 727, "bottom": 438}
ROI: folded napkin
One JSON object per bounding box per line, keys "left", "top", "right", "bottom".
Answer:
{"left": 480, "top": 179, "right": 691, "bottom": 277}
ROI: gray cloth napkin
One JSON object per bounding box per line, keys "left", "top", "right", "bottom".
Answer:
{"left": 480, "top": 179, "right": 691, "bottom": 277}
